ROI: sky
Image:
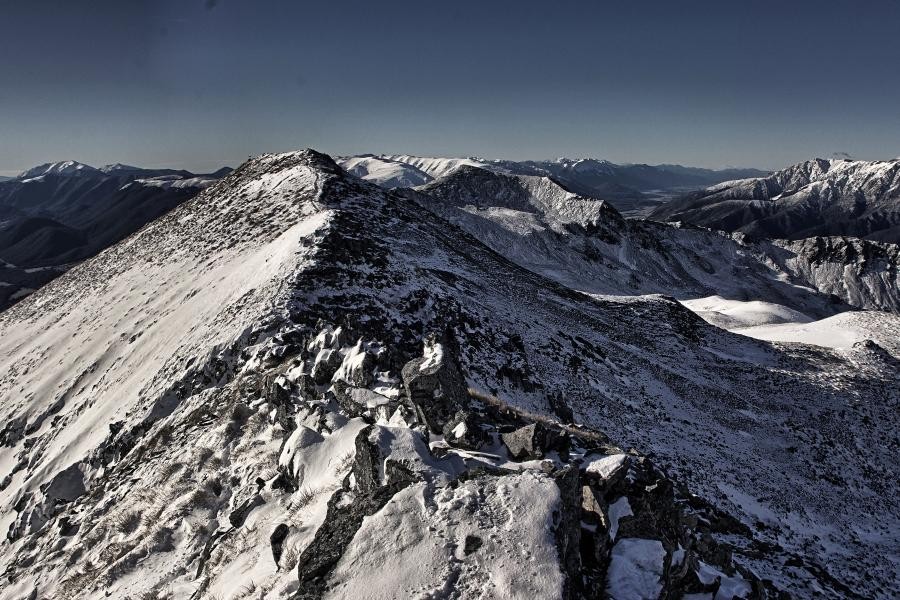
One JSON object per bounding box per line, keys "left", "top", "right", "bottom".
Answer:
{"left": 2, "top": 0, "right": 899, "bottom": 175}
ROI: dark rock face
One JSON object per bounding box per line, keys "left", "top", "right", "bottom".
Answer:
{"left": 501, "top": 422, "right": 566, "bottom": 460}
{"left": 442, "top": 410, "right": 487, "bottom": 450}
{"left": 552, "top": 466, "right": 583, "bottom": 600}
{"left": 0, "top": 416, "right": 27, "bottom": 447}
{"left": 463, "top": 534, "right": 483, "bottom": 555}
{"left": 310, "top": 349, "right": 342, "bottom": 385}
{"left": 401, "top": 334, "right": 469, "bottom": 434}
{"left": 295, "top": 482, "right": 412, "bottom": 600}
{"left": 42, "top": 463, "right": 86, "bottom": 503}
{"left": 270, "top": 523, "right": 290, "bottom": 567}
{"left": 228, "top": 494, "right": 265, "bottom": 528}
{"left": 295, "top": 433, "right": 417, "bottom": 600}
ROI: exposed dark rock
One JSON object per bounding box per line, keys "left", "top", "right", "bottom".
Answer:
{"left": 463, "top": 534, "right": 483, "bottom": 555}
{"left": 228, "top": 494, "right": 265, "bottom": 528}
{"left": 0, "top": 416, "right": 27, "bottom": 447}
{"left": 42, "top": 463, "right": 87, "bottom": 503}
{"left": 401, "top": 334, "right": 469, "bottom": 434}
{"left": 332, "top": 340, "right": 377, "bottom": 388}
{"left": 270, "top": 523, "right": 290, "bottom": 567}
{"left": 332, "top": 381, "right": 394, "bottom": 419}
{"left": 552, "top": 466, "right": 583, "bottom": 600}
{"left": 442, "top": 410, "right": 487, "bottom": 450}
{"left": 310, "top": 348, "right": 342, "bottom": 385}
{"left": 501, "top": 422, "right": 567, "bottom": 461}
{"left": 295, "top": 480, "right": 414, "bottom": 599}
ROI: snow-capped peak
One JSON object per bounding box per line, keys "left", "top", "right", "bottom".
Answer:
{"left": 99, "top": 163, "right": 142, "bottom": 173}
{"left": 18, "top": 161, "right": 101, "bottom": 180}
{"left": 553, "top": 157, "right": 617, "bottom": 174}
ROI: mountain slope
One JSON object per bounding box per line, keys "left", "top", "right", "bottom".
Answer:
{"left": 367, "top": 154, "right": 768, "bottom": 216}
{"left": 337, "top": 155, "right": 432, "bottom": 188}
{"left": 651, "top": 158, "right": 900, "bottom": 242}
{"left": 0, "top": 163, "right": 224, "bottom": 310}
{"left": 404, "top": 166, "right": 899, "bottom": 315}
{"left": 0, "top": 151, "right": 896, "bottom": 598}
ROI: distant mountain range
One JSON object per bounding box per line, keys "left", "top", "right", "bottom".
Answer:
{"left": 339, "top": 154, "right": 768, "bottom": 216}
{"left": 651, "top": 158, "right": 900, "bottom": 243}
{"left": 403, "top": 164, "right": 898, "bottom": 314}
{"left": 0, "top": 161, "right": 230, "bottom": 309}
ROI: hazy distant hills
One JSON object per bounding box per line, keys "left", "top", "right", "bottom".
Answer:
{"left": 0, "top": 161, "right": 230, "bottom": 309}
{"left": 340, "top": 154, "right": 768, "bottom": 215}
{"left": 651, "top": 158, "right": 900, "bottom": 243}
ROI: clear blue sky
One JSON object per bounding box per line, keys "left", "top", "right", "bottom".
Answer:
{"left": 2, "top": 0, "right": 899, "bottom": 174}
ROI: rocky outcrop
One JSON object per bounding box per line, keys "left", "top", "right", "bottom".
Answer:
{"left": 501, "top": 422, "right": 568, "bottom": 460}
{"left": 400, "top": 333, "right": 469, "bottom": 433}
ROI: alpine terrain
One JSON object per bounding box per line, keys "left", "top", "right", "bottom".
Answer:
{"left": 339, "top": 154, "right": 768, "bottom": 217}
{"left": 651, "top": 158, "right": 900, "bottom": 243}
{"left": 0, "top": 161, "right": 229, "bottom": 311}
{"left": 0, "top": 150, "right": 897, "bottom": 600}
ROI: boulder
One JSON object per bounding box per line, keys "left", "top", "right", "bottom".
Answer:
{"left": 0, "top": 416, "right": 26, "bottom": 447}
{"left": 581, "top": 453, "right": 630, "bottom": 491}
{"left": 270, "top": 523, "right": 290, "bottom": 567}
{"left": 442, "top": 410, "right": 487, "bottom": 450}
{"left": 332, "top": 339, "right": 377, "bottom": 388}
{"left": 229, "top": 494, "right": 265, "bottom": 528}
{"left": 42, "top": 463, "right": 87, "bottom": 503}
{"left": 310, "top": 348, "right": 342, "bottom": 385}
{"left": 501, "top": 422, "right": 566, "bottom": 461}
{"left": 401, "top": 334, "right": 468, "bottom": 434}
{"left": 332, "top": 381, "right": 394, "bottom": 419}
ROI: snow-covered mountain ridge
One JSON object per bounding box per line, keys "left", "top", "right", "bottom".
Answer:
{"left": 0, "top": 161, "right": 227, "bottom": 311}
{"left": 403, "top": 166, "right": 899, "bottom": 315}
{"left": 652, "top": 158, "right": 900, "bottom": 242}
{"left": 18, "top": 161, "right": 102, "bottom": 180}
{"left": 340, "top": 154, "right": 768, "bottom": 216}
{"left": 0, "top": 150, "right": 896, "bottom": 598}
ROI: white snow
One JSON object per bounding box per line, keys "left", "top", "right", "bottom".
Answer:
{"left": 582, "top": 453, "right": 629, "bottom": 480}
{"left": 338, "top": 155, "right": 432, "bottom": 188}
{"left": 608, "top": 496, "right": 633, "bottom": 541}
{"left": 332, "top": 339, "right": 375, "bottom": 385}
{"left": 133, "top": 175, "right": 218, "bottom": 190}
{"left": 18, "top": 160, "right": 100, "bottom": 179}
{"left": 325, "top": 471, "right": 566, "bottom": 600}
{"left": 606, "top": 538, "right": 665, "bottom": 600}
{"left": 697, "top": 561, "right": 752, "bottom": 599}
{"left": 420, "top": 340, "right": 444, "bottom": 370}
{"left": 681, "top": 295, "right": 813, "bottom": 329}
{"left": 733, "top": 310, "right": 900, "bottom": 354}
{"left": 380, "top": 154, "right": 489, "bottom": 179}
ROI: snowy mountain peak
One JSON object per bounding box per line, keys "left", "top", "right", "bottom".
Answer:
{"left": 338, "top": 155, "right": 433, "bottom": 189}
{"left": 18, "top": 161, "right": 101, "bottom": 180}
{"left": 552, "top": 157, "right": 617, "bottom": 174}
{"left": 99, "top": 162, "right": 142, "bottom": 173}
{"left": 654, "top": 157, "right": 900, "bottom": 241}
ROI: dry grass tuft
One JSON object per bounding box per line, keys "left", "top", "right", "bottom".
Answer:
{"left": 280, "top": 540, "right": 302, "bottom": 570}
{"left": 331, "top": 450, "right": 355, "bottom": 476}
{"left": 468, "top": 386, "right": 613, "bottom": 444}
{"left": 111, "top": 510, "right": 143, "bottom": 536}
